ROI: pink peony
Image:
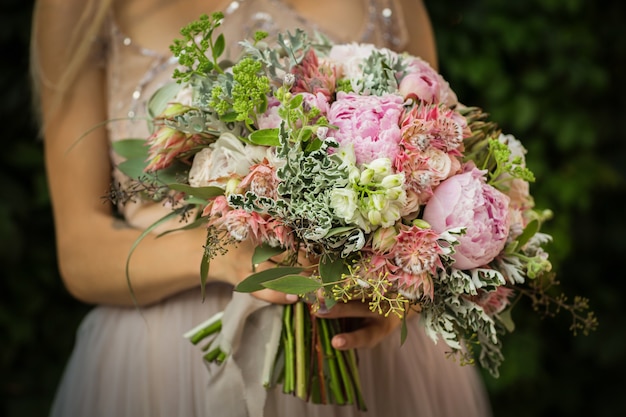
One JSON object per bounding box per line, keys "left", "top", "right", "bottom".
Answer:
{"left": 422, "top": 166, "right": 511, "bottom": 270}
{"left": 327, "top": 92, "right": 404, "bottom": 165}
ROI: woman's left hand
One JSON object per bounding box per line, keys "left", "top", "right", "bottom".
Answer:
{"left": 313, "top": 301, "right": 406, "bottom": 350}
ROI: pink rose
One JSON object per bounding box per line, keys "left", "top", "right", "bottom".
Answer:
{"left": 399, "top": 58, "right": 458, "bottom": 106}
{"left": 422, "top": 166, "right": 510, "bottom": 270}
{"left": 327, "top": 92, "right": 404, "bottom": 165}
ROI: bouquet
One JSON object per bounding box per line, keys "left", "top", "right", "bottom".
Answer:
{"left": 111, "top": 12, "right": 597, "bottom": 410}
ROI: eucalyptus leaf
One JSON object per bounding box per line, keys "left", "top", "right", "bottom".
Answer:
{"left": 147, "top": 82, "right": 183, "bottom": 119}
{"left": 319, "top": 255, "right": 348, "bottom": 285}
{"left": 249, "top": 128, "right": 280, "bottom": 146}
{"left": 262, "top": 275, "right": 322, "bottom": 294}
{"left": 112, "top": 139, "right": 148, "bottom": 159}
{"left": 167, "top": 183, "right": 224, "bottom": 200}
{"left": 252, "top": 243, "right": 286, "bottom": 265}
{"left": 117, "top": 158, "right": 150, "bottom": 181}
{"left": 235, "top": 266, "right": 305, "bottom": 293}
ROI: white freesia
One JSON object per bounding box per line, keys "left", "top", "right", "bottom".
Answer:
{"left": 188, "top": 133, "right": 267, "bottom": 188}
{"left": 364, "top": 158, "right": 392, "bottom": 179}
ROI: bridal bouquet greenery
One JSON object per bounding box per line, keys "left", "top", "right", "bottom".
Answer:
{"left": 112, "top": 12, "right": 597, "bottom": 409}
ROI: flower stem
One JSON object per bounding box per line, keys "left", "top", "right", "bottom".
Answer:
{"left": 282, "top": 304, "right": 295, "bottom": 394}
{"left": 295, "top": 301, "right": 307, "bottom": 400}
{"left": 319, "top": 318, "right": 345, "bottom": 405}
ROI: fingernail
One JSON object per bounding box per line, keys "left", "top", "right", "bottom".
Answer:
{"left": 285, "top": 294, "right": 299, "bottom": 303}
{"left": 333, "top": 336, "right": 346, "bottom": 348}
{"left": 316, "top": 304, "right": 328, "bottom": 314}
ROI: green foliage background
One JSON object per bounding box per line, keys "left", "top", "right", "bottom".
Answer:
{"left": 1, "top": 0, "right": 624, "bottom": 416}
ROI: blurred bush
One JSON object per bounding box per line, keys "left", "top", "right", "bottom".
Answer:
{"left": 428, "top": 1, "right": 626, "bottom": 416}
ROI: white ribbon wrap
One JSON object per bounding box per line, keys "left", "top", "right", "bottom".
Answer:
{"left": 202, "top": 292, "right": 283, "bottom": 417}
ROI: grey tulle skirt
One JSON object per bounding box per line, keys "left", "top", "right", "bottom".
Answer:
{"left": 49, "top": 282, "right": 492, "bottom": 417}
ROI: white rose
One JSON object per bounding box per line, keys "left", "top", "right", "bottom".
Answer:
{"left": 330, "top": 188, "right": 359, "bottom": 223}
{"left": 173, "top": 85, "right": 194, "bottom": 106}
{"left": 188, "top": 133, "right": 266, "bottom": 187}
{"left": 424, "top": 147, "right": 453, "bottom": 182}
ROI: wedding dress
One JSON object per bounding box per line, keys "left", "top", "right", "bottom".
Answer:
{"left": 49, "top": 1, "right": 493, "bottom": 416}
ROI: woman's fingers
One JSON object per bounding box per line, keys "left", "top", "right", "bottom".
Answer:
{"left": 314, "top": 301, "right": 403, "bottom": 350}
{"left": 250, "top": 288, "right": 299, "bottom": 305}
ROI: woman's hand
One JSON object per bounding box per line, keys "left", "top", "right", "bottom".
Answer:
{"left": 314, "top": 301, "right": 407, "bottom": 350}
{"left": 246, "top": 247, "right": 316, "bottom": 306}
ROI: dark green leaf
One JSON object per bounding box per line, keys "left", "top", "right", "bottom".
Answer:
{"left": 235, "top": 266, "right": 305, "bottom": 292}
{"left": 319, "top": 255, "right": 348, "bottom": 285}
{"left": 167, "top": 183, "right": 224, "bottom": 200}
{"left": 201, "top": 234, "right": 211, "bottom": 301}
{"left": 252, "top": 243, "right": 285, "bottom": 265}
{"left": 516, "top": 219, "right": 540, "bottom": 249}
{"left": 213, "top": 34, "right": 225, "bottom": 59}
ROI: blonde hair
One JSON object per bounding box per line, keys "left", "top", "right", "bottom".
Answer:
{"left": 30, "top": 0, "right": 113, "bottom": 127}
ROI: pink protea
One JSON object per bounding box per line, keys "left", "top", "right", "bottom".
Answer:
{"left": 388, "top": 224, "right": 444, "bottom": 299}
{"left": 400, "top": 104, "right": 468, "bottom": 153}
{"left": 144, "top": 125, "right": 204, "bottom": 172}
{"left": 237, "top": 160, "right": 280, "bottom": 199}
{"left": 203, "top": 196, "right": 265, "bottom": 243}
{"left": 291, "top": 49, "right": 336, "bottom": 101}
{"left": 260, "top": 218, "right": 296, "bottom": 250}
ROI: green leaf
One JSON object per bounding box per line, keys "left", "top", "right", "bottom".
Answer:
{"left": 516, "top": 219, "right": 540, "bottom": 249}
{"left": 287, "top": 93, "right": 303, "bottom": 109}
{"left": 252, "top": 243, "right": 286, "bottom": 265}
{"left": 324, "top": 226, "right": 356, "bottom": 238}
{"left": 112, "top": 139, "right": 148, "bottom": 159}
{"left": 497, "top": 307, "right": 516, "bottom": 332}
{"left": 200, "top": 234, "right": 211, "bottom": 301}
{"left": 147, "top": 82, "right": 182, "bottom": 119}
{"left": 213, "top": 33, "right": 225, "bottom": 59}
{"left": 319, "top": 254, "right": 348, "bottom": 285}
{"left": 117, "top": 158, "right": 150, "bottom": 180}
{"left": 235, "top": 266, "right": 305, "bottom": 293}
{"left": 220, "top": 112, "right": 239, "bottom": 123}
{"left": 249, "top": 128, "right": 280, "bottom": 146}
{"left": 262, "top": 275, "right": 322, "bottom": 294}
{"left": 167, "top": 183, "right": 224, "bottom": 200}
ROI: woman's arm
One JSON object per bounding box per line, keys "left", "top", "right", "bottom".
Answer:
{"left": 32, "top": 0, "right": 266, "bottom": 307}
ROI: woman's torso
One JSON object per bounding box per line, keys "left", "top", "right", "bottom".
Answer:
{"left": 104, "top": 0, "right": 409, "bottom": 228}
